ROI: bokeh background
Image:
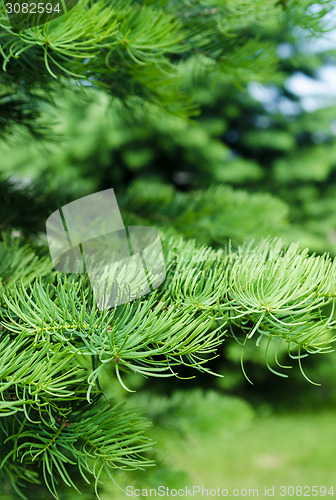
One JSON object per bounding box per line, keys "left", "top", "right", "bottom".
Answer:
{"left": 2, "top": 1, "right": 336, "bottom": 498}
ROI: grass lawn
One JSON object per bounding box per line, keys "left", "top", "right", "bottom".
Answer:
{"left": 102, "top": 392, "right": 336, "bottom": 499}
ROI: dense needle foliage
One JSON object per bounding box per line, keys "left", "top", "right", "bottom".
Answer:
{"left": 1, "top": 0, "right": 336, "bottom": 498}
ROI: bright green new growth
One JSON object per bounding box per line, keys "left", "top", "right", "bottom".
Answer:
{"left": 0, "top": 233, "right": 335, "bottom": 497}
{"left": 1, "top": 0, "right": 336, "bottom": 497}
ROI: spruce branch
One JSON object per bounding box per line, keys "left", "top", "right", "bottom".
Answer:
{"left": 1, "top": 232, "right": 336, "bottom": 495}
{"left": 1, "top": 398, "right": 154, "bottom": 499}
{"left": 0, "top": 232, "right": 52, "bottom": 289}
{"left": 1, "top": 0, "right": 332, "bottom": 130}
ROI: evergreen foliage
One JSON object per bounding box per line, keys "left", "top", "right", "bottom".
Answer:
{"left": 1, "top": 0, "right": 336, "bottom": 497}
{"left": 1, "top": 230, "right": 336, "bottom": 496}
{"left": 0, "top": 0, "right": 285, "bottom": 127}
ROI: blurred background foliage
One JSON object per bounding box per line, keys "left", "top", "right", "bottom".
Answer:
{"left": 2, "top": 0, "right": 336, "bottom": 498}
{"left": 3, "top": 2, "right": 336, "bottom": 256}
